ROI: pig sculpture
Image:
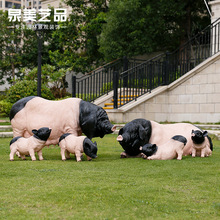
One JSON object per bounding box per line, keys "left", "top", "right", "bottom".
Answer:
{"left": 117, "top": 118, "right": 213, "bottom": 158}
{"left": 140, "top": 135, "right": 187, "bottom": 160}
{"left": 9, "top": 127, "right": 52, "bottom": 161}
{"left": 191, "top": 130, "right": 212, "bottom": 157}
{"left": 58, "top": 133, "right": 98, "bottom": 162}
{"left": 10, "top": 96, "right": 116, "bottom": 146}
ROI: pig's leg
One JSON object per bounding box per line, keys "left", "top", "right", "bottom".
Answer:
{"left": 37, "top": 150, "right": 44, "bottom": 161}
{"left": 16, "top": 151, "right": 21, "bottom": 158}
{"left": 20, "top": 154, "right": 26, "bottom": 160}
{"left": 65, "top": 150, "right": 71, "bottom": 159}
{"left": 176, "top": 149, "right": 183, "bottom": 160}
{"left": 147, "top": 155, "right": 160, "bottom": 160}
{"left": 191, "top": 148, "right": 196, "bottom": 157}
{"left": 200, "top": 148, "right": 206, "bottom": 157}
{"left": 75, "top": 151, "right": 82, "bottom": 162}
{"left": 206, "top": 148, "right": 212, "bottom": 156}
{"left": 120, "top": 151, "right": 128, "bottom": 158}
{"left": 86, "top": 155, "right": 92, "bottom": 161}
{"left": 9, "top": 146, "right": 17, "bottom": 161}
{"left": 29, "top": 149, "right": 36, "bottom": 161}
{"left": 60, "top": 148, "right": 66, "bottom": 161}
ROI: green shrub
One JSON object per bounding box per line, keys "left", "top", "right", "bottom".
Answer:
{"left": 6, "top": 80, "right": 55, "bottom": 104}
{"left": 0, "top": 100, "right": 13, "bottom": 116}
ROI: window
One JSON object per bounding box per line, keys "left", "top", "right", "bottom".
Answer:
{"left": 6, "top": 2, "right": 13, "bottom": 8}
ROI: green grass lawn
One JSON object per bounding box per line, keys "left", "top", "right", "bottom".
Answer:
{"left": 0, "top": 134, "right": 220, "bottom": 219}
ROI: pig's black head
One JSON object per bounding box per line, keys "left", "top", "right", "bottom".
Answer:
{"left": 117, "top": 119, "right": 152, "bottom": 156}
{"left": 83, "top": 137, "right": 98, "bottom": 159}
{"left": 140, "top": 143, "right": 158, "bottom": 157}
{"left": 79, "top": 100, "right": 116, "bottom": 139}
{"left": 191, "top": 130, "right": 208, "bottom": 144}
{"left": 32, "top": 127, "right": 52, "bottom": 141}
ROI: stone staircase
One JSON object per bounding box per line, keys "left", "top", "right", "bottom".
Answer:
{"left": 0, "top": 120, "right": 12, "bottom": 138}
{"left": 103, "top": 95, "right": 138, "bottom": 110}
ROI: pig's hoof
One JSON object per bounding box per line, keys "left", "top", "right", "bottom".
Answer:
{"left": 120, "top": 152, "right": 127, "bottom": 158}
{"left": 9, "top": 159, "right": 14, "bottom": 161}
{"left": 62, "top": 159, "right": 66, "bottom": 161}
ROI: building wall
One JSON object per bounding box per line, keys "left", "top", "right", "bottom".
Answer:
{"left": 106, "top": 52, "right": 220, "bottom": 123}
{"left": 0, "top": 0, "right": 23, "bottom": 11}
{"left": 41, "top": 0, "right": 71, "bottom": 15}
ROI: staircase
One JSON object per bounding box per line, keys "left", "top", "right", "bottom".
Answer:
{"left": 103, "top": 95, "right": 138, "bottom": 109}
{"left": 74, "top": 18, "right": 220, "bottom": 109}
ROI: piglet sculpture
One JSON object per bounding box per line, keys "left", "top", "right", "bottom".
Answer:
{"left": 59, "top": 133, "right": 98, "bottom": 162}
{"left": 191, "top": 130, "right": 212, "bottom": 157}
{"left": 9, "top": 127, "right": 51, "bottom": 161}
{"left": 140, "top": 135, "right": 187, "bottom": 160}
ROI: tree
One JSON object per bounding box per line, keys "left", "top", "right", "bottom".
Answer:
{"left": 99, "top": 0, "right": 210, "bottom": 61}
{"left": 49, "top": 0, "right": 108, "bottom": 73}
{"left": 0, "top": 10, "right": 23, "bottom": 85}
{"left": 0, "top": 9, "right": 56, "bottom": 85}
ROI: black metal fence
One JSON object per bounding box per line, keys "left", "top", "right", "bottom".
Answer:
{"left": 113, "top": 17, "right": 220, "bottom": 108}
{"left": 72, "top": 18, "right": 220, "bottom": 108}
{"left": 72, "top": 57, "right": 146, "bottom": 102}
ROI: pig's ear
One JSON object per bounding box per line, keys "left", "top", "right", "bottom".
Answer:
{"left": 117, "top": 135, "right": 123, "bottom": 141}
{"left": 139, "top": 125, "right": 147, "bottom": 140}
{"left": 32, "top": 129, "right": 38, "bottom": 135}
{"left": 111, "top": 125, "right": 117, "bottom": 132}
{"left": 203, "top": 131, "right": 208, "bottom": 137}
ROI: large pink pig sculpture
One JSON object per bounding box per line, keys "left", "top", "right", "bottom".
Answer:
{"left": 59, "top": 133, "right": 97, "bottom": 162}
{"left": 10, "top": 96, "right": 116, "bottom": 146}
{"left": 117, "top": 119, "right": 213, "bottom": 158}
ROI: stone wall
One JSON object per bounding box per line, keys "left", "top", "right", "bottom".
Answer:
{"left": 106, "top": 52, "right": 220, "bottom": 123}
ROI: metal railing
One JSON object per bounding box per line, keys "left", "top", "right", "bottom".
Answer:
{"left": 72, "top": 57, "right": 146, "bottom": 102}
{"left": 112, "top": 17, "right": 220, "bottom": 108}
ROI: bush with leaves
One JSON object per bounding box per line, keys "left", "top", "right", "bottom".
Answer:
{"left": 6, "top": 80, "right": 54, "bottom": 104}
{"left": 0, "top": 100, "right": 13, "bottom": 116}
{"left": 21, "top": 64, "right": 69, "bottom": 98}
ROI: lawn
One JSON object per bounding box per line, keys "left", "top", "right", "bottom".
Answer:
{"left": 0, "top": 134, "right": 220, "bottom": 219}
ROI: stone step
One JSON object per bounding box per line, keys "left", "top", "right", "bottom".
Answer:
{"left": 0, "top": 125, "right": 12, "bottom": 131}
{"left": 0, "top": 132, "right": 13, "bottom": 138}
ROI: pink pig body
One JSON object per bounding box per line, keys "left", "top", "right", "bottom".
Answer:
{"left": 59, "top": 134, "right": 98, "bottom": 162}
{"left": 149, "top": 121, "right": 206, "bottom": 156}
{"left": 59, "top": 135, "right": 87, "bottom": 162}
{"left": 11, "top": 97, "right": 82, "bottom": 146}
{"left": 10, "top": 136, "right": 45, "bottom": 161}
{"left": 147, "top": 139, "right": 185, "bottom": 160}
{"left": 192, "top": 137, "right": 212, "bottom": 157}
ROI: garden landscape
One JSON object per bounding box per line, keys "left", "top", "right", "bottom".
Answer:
{"left": 0, "top": 118, "right": 220, "bottom": 219}
{"left": 1, "top": 0, "right": 220, "bottom": 219}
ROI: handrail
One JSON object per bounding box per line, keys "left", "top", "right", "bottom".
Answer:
{"left": 113, "top": 18, "right": 220, "bottom": 108}
{"left": 72, "top": 57, "right": 147, "bottom": 102}
{"left": 73, "top": 18, "right": 220, "bottom": 107}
